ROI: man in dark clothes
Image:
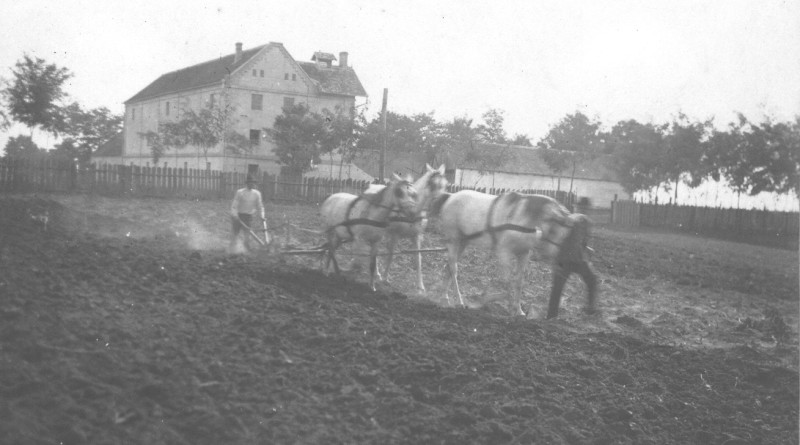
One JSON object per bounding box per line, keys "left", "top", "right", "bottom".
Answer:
{"left": 546, "top": 213, "right": 598, "bottom": 319}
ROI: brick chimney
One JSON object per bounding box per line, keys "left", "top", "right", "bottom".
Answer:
{"left": 339, "top": 51, "right": 348, "bottom": 68}
{"left": 234, "top": 42, "right": 243, "bottom": 63}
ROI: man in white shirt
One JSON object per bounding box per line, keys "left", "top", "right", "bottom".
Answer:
{"left": 229, "top": 174, "right": 267, "bottom": 253}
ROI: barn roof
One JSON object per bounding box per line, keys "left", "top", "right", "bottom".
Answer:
{"left": 93, "top": 131, "right": 124, "bottom": 157}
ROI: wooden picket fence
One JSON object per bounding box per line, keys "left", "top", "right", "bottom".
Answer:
{"left": 0, "top": 160, "right": 579, "bottom": 207}
{"left": 612, "top": 199, "right": 799, "bottom": 237}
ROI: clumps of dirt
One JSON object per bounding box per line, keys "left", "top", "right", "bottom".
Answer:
{"left": 736, "top": 308, "right": 794, "bottom": 345}
{"left": 1, "top": 195, "right": 798, "bottom": 444}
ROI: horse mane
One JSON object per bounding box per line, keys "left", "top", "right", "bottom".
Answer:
{"left": 361, "top": 183, "right": 388, "bottom": 205}
{"left": 428, "top": 192, "right": 452, "bottom": 217}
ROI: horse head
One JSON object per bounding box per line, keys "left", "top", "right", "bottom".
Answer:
{"left": 413, "top": 164, "right": 448, "bottom": 214}
{"left": 388, "top": 173, "right": 418, "bottom": 218}
{"left": 538, "top": 200, "right": 573, "bottom": 259}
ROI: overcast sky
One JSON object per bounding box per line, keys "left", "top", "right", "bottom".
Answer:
{"left": 1, "top": 0, "right": 798, "bottom": 208}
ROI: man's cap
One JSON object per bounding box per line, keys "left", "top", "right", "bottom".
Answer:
{"left": 245, "top": 174, "right": 257, "bottom": 184}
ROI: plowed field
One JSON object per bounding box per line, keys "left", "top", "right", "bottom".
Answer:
{"left": 1, "top": 193, "right": 797, "bottom": 444}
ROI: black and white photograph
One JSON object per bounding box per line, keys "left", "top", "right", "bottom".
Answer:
{"left": 0, "top": 1, "right": 797, "bottom": 443}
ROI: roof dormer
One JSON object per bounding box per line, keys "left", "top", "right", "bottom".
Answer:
{"left": 312, "top": 51, "right": 337, "bottom": 68}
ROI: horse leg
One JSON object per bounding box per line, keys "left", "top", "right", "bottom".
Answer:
{"left": 382, "top": 234, "right": 397, "bottom": 283}
{"left": 368, "top": 242, "right": 379, "bottom": 291}
{"left": 513, "top": 250, "right": 531, "bottom": 316}
{"left": 444, "top": 240, "right": 467, "bottom": 308}
{"left": 414, "top": 233, "right": 425, "bottom": 293}
{"left": 496, "top": 247, "right": 519, "bottom": 315}
{"left": 325, "top": 232, "right": 341, "bottom": 275}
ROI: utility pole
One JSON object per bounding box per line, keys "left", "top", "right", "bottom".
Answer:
{"left": 379, "top": 88, "right": 388, "bottom": 183}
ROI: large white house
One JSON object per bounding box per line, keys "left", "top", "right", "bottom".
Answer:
{"left": 94, "top": 41, "right": 371, "bottom": 179}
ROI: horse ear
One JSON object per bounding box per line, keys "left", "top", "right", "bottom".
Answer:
{"left": 437, "top": 164, "right": 445, "bottom": 174}
{"left": 426, "top": 163, "right": 434, "bottom": 172}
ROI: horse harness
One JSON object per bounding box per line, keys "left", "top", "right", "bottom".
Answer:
{"left": 460, "top": 195, "right": 573, "bottom": 248}
{"left": 333, "top": 181, "right": 413, "bottom": 239}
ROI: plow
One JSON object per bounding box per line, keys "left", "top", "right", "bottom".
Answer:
{"left": 237, "top": 217, "right": 447, "bottom": 258}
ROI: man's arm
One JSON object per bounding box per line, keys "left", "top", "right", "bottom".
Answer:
{"left": 255, "top": 190, "right": 266, "bottom": 219}
{"left": 230, "top": 190, "right": 241, "bottom": 216}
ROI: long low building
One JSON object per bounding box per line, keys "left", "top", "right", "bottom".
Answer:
{"left": 354, "top": 143, "right": 630, "bottom": 209}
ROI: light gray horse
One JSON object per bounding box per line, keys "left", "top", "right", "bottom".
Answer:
{"left": 320, "top": 174, "right": 418, "bottom": 291}
{"left": 437, "top": 190, "right": 572, "bottom": 315}
{"left": 365, "top": 164, "right": 448, "bottom": 292}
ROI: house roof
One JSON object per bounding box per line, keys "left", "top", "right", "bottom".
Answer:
{"left": 125, "top": 45, "right": 266, "bottom": 103}
{"left": 126, "top": 43, "right": 366, "bottom": 104}
{"left": 297, "top": 62, "right": 367, "bottom": 97}
{"left": 353, "top": 143, "right": 621, "bottom": 183}
{"left": 93, "top": 131, "right": 124, "bottom": 157}
{"left": 311, "top": 51, "right": 337, "bottom": 62}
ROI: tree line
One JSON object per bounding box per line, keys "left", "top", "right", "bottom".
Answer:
{"left": 1, "top": 54, "right": 797, "bottom": 199}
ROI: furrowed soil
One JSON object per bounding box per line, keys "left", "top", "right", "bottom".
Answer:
{"left": 1, "top": 193, "right": 797, "bottom": 445}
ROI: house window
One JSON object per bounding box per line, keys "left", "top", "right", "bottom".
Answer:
{"left": 251, "top": 94, "right": 263, "bottom": 110}
{"left": 292, "top": 74, "right": 296, "bottom": 81}
{"left": 283, "top": 97, "right": 295, "bottom": 109}
{"left": 131, "top": 108, "right": 135, "bottom": 120}
{"left": 252, "top": 69, "right": 257, "bottom": 77}
{"left": 250, "top": 130, "right": 261, "bottom": 146}
{"left": 209, "top": 93, "right": 216, "bottom": 108}
{"left": 206, "top": 162, "right": 211, "bottom": 171}
{"left": 260, "top": 70, "right": 264, "bottom": 77}
{"left": 284, "top": 73, "right": 289, "bottom": 80}
{"left": 165, "top": 101, "right": 170, "bottom": 116}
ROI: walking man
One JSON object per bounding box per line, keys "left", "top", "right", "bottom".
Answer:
{"left": 545, "top": 213, "right": 598, "bottom": 319}
{"left": 229, "top": 174, "right": 267, "bottom": 253}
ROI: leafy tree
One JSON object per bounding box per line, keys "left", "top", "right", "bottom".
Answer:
{"left": 444, "top": 115, "right": 516, "bottom": 178}
{"left": 319, "top": 105, "right": 367, "bottom": 178}
{"left": 3, "top": 134, "right": 45, "bottom": 160}
{"left": 606, "top": 120, "right": 667, "bottom": 195}
{"left": 58, "top": 102, "right": 123, "bottom": 165}
{"left": 476, "top": 108, "right": 508, "bottom": 144}
{"left": 661, "top": 114, "right": 711, "bottom": 198}
{"left": 537, "top": 111, "right": 604, "bottom": 194}
{"left": 358, "top": 111, "right": 448, "bottom": 174}
{"left": 139, "top": 95, "right": 249, "bottom": 164}
{"left": 510, "top": 134, "right": 533, "bottom": 147}
{"left": 710, "top": 114, "right": 800, "bottom": 197}
{"left": 1, "top": 54, "right": 72, "bottom": 137}
{"left": 266, "top": 103, "right": 327, "bottom": 175}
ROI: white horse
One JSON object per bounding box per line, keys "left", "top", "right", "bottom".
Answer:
{"left": 365, "top": 164, "right": 448, "bottom": 292}
{"left": 320, "top": 174, "right": 418, "bottom": 291}
{"left": 437, "top": 190, "right": 572, "bottom": 316}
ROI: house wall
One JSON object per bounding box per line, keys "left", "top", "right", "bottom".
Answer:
{"left": 455, "top": 169, "right": 629, "bottom": 209}
{"left": 121, "top": 45, "right": 355, "bottom": 172}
